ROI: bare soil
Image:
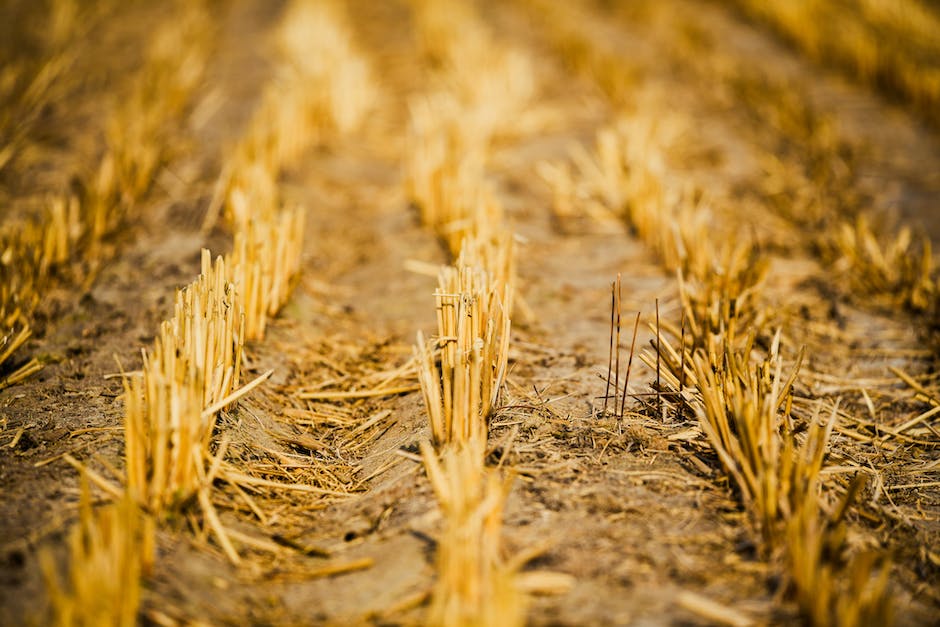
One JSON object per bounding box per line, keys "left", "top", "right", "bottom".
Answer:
{"left": 1, "top": 0, "right": 938, "bottom": 624}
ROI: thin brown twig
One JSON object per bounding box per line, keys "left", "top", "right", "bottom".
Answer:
{"left": 604, "top": 278, "right": 616, "bottom": 416}
{"left": 614, "top": 273, "right": 622, "bottom": 416}
{"left": 619, "top": 311, "right": 641, "bottom": 420}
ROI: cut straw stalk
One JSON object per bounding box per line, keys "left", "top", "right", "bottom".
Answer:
{"left": 124, "top": 250, "right": 243, "bottom": 514}
{"left": 209, "top": 0, "right": 376, "bottom": 231}
{"left": 228, "top": 207, "right": 306, "bottom": 341}
{"left": 38, "top": 0, "right": 316, "bottom": 619}
{"left": 543, "top": 35, "right": 891, "bottom": 620}
{"left": 0, "top": 1, "right": 211, "bottom": 392}
{"left": 85, "top": 0, "right": 211, "bottom": 260}
{"left": 416, "top": 256, "right": 511, "bottom": 447}
{"left": 603, "top": 275, "right": 641, "bottom": 419}
{"left": 405, "top": 0, "right": 534, "bottom": 261}
{"left": 123, "top": 250, "right": 243, "bottom": 528}
{"left": 404, "top": 6, "right": 533, "bottom": 622}
{"left": 122, "top": 250, "right": 296, "bottom": 566}
{"left": 414, "top": 241, "right": 519, "bottom": 623}
{"left": 726, "top": 0, "right": 940, "bottom": 129}
{"left": 421, "top": 440, "right": 525, "bottom": 627}
{"left": 40, "top": 479, "right": 154, "bottom": 627}
{"left": 112, "top": 0, "right": 342, "bottom": 567}
{"left": 120, "top": 0, "right": 355, "bottom": 560}
{"left": 649, "top": 322, "right": 891, "bottom": 625}
{"left": 689, "top": 332, "right": 805, "bottom": 546}
{"left": 657, "top": 3, "right": 937, "bottom": 314}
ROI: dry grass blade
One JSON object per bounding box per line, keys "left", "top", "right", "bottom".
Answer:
{"left": 0, "top": 332, "right": 41, "bottom": 391}
{"left": 676, "top": 590, "right": 754, "bottom": 627}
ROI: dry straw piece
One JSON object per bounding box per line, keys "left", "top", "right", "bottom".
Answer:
{"left": 0, "top": 320, "right": 42, "bottom": 392}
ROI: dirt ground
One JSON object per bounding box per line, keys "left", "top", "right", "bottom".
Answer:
{"left": 1, "top": 0, "right": 938, "bottom": 624}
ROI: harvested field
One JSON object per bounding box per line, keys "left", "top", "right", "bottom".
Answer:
{"left": 1, "top": 0, "right": 939, "bottom": 625}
